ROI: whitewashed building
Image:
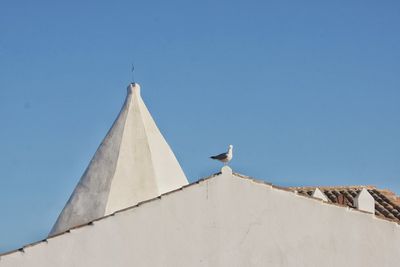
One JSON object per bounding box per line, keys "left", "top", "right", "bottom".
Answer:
{"left": 1, "top": 83, "right": 399, "bottom": 267}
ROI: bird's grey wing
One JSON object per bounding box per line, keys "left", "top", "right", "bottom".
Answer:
{"left": 210, "top": 153, "right": 228, "bottom": 160}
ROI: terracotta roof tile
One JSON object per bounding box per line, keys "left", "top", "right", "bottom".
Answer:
{"left": 291, "top": 186, "right": 400, "bottom": 223}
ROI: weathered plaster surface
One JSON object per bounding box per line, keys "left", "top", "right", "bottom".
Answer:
{"left": 3, "top": 168, "right": 399, "bottom": 267}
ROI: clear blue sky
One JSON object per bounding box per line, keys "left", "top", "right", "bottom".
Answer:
{"left": 1, "top": 0, "right": 399, "bottom": 253}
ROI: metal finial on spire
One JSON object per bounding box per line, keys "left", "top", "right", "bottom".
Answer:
{"left": 131, "top": 64, "right": 135, "bottom": 84}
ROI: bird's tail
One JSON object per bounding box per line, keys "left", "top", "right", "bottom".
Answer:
{"left": 210, "top": 156, "right": 217, "bottom": 159}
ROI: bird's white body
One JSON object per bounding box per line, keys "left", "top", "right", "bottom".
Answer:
{"left": 223, "top": 146, "right": 233, "bottom": 163}
{"left": 210, "top": 145, "right": 233, "bottom": 164}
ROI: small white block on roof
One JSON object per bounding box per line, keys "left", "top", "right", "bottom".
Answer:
{"left": 354, "top": 188, "right": 375, "bottom": 214}
{"left": 312, "top": 188, "right": 328, "bottom": 202}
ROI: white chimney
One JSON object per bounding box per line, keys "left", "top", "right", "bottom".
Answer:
{"left": 354, "top": 188, "right": 375, "bottom": 213}
{"left": 312, "top": 188, "right": 328, "bottom": 202}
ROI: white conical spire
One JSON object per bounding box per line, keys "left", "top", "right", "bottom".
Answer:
{"left": 49, "top": 83, "right": 188, "bottom": 236}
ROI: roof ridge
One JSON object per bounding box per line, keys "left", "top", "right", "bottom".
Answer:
{"left": 290, "top": 185, "right": 377, "bottom": 190}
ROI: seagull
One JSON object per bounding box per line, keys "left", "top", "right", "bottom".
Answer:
{"left": 210, "top": 145, "right": 233, "bottom": 165}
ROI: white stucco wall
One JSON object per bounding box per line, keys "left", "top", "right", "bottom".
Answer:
{"left": 1, "top": 168, "right": 399, "bottom": 267}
